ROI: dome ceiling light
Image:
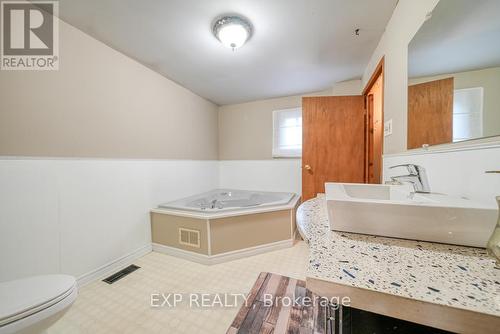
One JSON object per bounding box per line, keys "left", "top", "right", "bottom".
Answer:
{"left": 212, "top": 15, "right": 252, "bottom": 51}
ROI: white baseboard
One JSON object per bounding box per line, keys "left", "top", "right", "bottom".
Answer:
{"left": 76, "top": 244, "right": 152, "bottom": 287}
{"left": 152, "top": 239, "right": 294, "bottom": 265}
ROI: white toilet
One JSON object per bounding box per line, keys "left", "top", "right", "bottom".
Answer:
{"left": 0, "top": 275, "right": 78, "bottom": 334}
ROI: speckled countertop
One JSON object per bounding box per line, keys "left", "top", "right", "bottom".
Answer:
{"left": 298, "top": 195, "right": 500, "bottom": 317}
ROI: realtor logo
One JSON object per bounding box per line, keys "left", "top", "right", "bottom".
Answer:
{"left": 1, "top": 0, "right": 58, "bottom": 70}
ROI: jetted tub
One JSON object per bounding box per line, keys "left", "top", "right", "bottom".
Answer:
{"left": 151, "top": 189, "right": 300, "bottom": 264}
{"left": 159, "top": 189, "right": 296, "bottom": 213}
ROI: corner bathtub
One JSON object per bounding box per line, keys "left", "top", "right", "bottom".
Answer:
{"left": 150, "top": 189, "right": 300, "bottom": 264}
{"left": 158, "top": 189, "right": 296, "bottom": 215}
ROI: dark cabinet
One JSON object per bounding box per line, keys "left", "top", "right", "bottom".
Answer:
{"left": 326, "top": 303, "right": 452, "bottom": 334}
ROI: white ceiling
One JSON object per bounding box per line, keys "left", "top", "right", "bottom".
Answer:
{"left": 409, "top": 0, "right": 500, "bottom": 78}
{"left": 58, "top": 0, "right": 397, "bottom": 105}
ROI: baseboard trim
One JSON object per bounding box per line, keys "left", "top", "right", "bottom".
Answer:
{"left": 76, "top": 244, "right": 152, "bottom": 287}
{"left": 152, "top": 239, "right": 294, "bottom": 265}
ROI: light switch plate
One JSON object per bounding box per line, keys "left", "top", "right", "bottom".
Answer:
{"left": 384, "top": 119, "right": 393, "bottom": 137}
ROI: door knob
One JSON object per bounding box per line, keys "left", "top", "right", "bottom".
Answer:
{"left": 304, "top": 165, "right": 312, "bottom": 170}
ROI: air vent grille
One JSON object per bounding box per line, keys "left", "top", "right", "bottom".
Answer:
{"left": 102, "top": 264, "right": 140, "bottom": 284}
{"left": 178, "top": 228, "right": 201, "bottom": 248}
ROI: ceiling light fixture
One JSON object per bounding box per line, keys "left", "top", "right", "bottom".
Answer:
{"left": 212, "top": 15, "right": 252, "bottom": 51}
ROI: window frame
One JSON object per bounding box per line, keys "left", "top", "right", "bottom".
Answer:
{"left": 272, "top": 107, "right": 303, "bottom": 158}
{"left": 452, "top": 87, "right": 484, "bottom": 142}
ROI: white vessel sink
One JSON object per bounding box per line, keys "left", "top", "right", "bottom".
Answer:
{"left": 325, "top": 183, "right": 498, "bottom": 248}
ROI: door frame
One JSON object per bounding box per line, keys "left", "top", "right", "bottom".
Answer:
{"left": 362, "top": 57, "right": 385, "bottom": 183}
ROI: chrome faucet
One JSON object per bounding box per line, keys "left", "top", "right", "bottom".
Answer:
{"left": 210, "top": 199, "right": 218, "bottom": 209}
{"left": 389, "top": 164, "right": 430, "bottom": 193}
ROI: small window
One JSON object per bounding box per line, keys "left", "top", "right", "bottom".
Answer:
{"left": 272, "top": 108, "right": 302, "bottom": 158}
{"left": 453, "top": 87, "right": 483, "bottom": 142}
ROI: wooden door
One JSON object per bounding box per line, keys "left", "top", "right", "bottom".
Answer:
{"left": 302, "top": 96, "right": 365, "bottom": 201}
{"left": 408, "top": 78, "right": 454, "bottom": 149}
{"left": 366, "top": 94, "right": 376, "bottom": 183}
{"left": 365, "top": 73, "right": 383, "bottom": 184}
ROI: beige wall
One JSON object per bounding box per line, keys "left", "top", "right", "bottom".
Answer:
{"left": 218, "top": 80, "right": 362, "bottom": 160}
{"left": 0, "top": 19, "right": 218, "bottom": 159}
{"left": 218, "top": 90, "right": 328, "bottom": 160}
{"left": 362, "top": 0, "right": 440, "bottom": 154}
{"left": 409, "top": 67, "right": 500, "bottom": 138}
{"left": 331, "top": 79, "right": 363, "bottom": 96}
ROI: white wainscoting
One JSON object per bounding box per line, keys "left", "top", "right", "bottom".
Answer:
{"left": 3, "top": 150, "right": 497, "bottom": 285}
{"left": 383, "top": 143, "right": 500, "bottom": 206}
{"left": 219, "top": 159, "right": 302, "bottom": 195}
{"left": 0, "top": 158, "right": 219, "bottom": 283}
{"left": 0, "top": 157, "right": 301, "bottom": 285}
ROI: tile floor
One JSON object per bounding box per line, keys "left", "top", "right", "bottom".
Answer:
{"left": 49, "top": 241, "right": 309, "bottom": 334}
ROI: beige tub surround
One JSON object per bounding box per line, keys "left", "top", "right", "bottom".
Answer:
{"left": 151, "top": 214, "right": 211, "bottom": 255}
{"left": 150, "top": 195, "right": 300, "bottom": 265}
{"left": 299, "top": 196, "right": 500, "bottom": 333}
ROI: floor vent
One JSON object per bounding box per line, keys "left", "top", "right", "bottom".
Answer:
{"left": 179, "top": 228, "right": 201, "bottom": 248}
{"left": 102, "top": 264, "right": 140, "bottom": 284}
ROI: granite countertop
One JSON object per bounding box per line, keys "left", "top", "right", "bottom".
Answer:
{"left": 298, "top": 195, "right": 500, "bottom": 317}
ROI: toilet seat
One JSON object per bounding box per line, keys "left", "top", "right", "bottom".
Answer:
{"left": 0, "top": 275, "right": 77, "bottom": 334}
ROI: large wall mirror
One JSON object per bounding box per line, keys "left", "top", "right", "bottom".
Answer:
{"left": 407, "top": 0, "right": 500, "bottom": 149}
